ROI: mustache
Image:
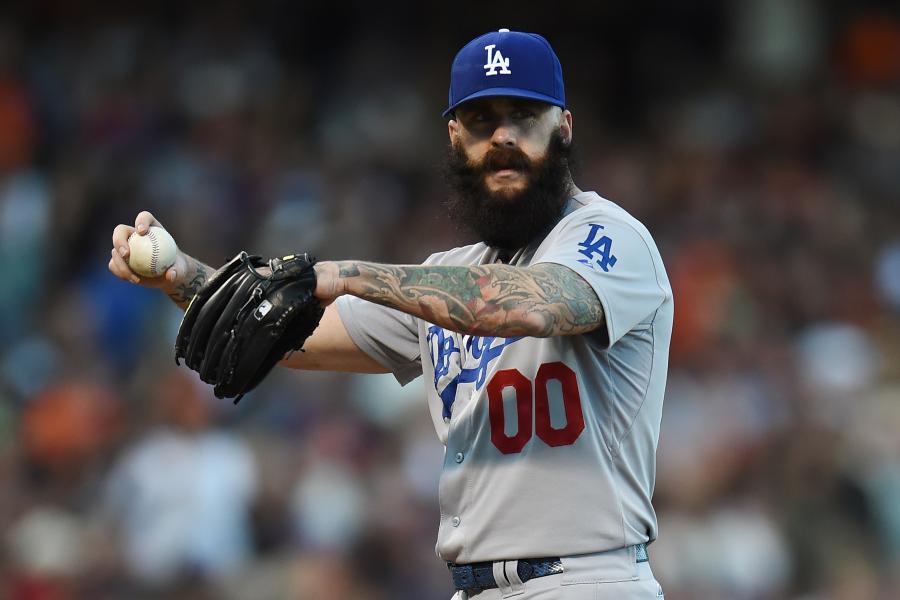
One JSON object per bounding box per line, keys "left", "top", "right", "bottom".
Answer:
{"left": 479, "top": 146, "right": 532, "bottom": 172}
{"left": 468, "top": 146, "right": 536, "bottom": 175}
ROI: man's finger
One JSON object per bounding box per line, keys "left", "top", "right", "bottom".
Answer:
{"left": 135, "top": 211, "right": 161, "bottom": 235}
{"left": 112, "top": 224, "right": 135, "bottom": 258}
{"left": 109, "top": 248, "right": 140, "bottom": 284}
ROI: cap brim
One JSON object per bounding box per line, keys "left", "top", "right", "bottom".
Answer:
{"left": 442, "top": 87, "right": 565, "bottom": 118}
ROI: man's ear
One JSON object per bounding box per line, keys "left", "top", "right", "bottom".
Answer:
{"left": 448, "top": 118, "right": 459, "bottom": 145}
{"left": 560, "top": 110, "right": 573, "bottom": 145}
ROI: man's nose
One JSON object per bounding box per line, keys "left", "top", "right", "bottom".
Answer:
{"left": 490, "top": 122, "right": 518, "bottom": 147}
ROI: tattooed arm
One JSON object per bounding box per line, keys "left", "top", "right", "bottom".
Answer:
{"left": 314, "top": 261, "right": 604, "bottom": 338}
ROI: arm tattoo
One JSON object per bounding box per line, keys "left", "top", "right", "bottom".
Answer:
{"left": 339, "top": 263, "right": 361, "bottom": 278}
{"left": 337, "top": 261, "right": 604, "bottom": 337}
{"left": 166, "top": 261, "right": 210, "bottom": 310}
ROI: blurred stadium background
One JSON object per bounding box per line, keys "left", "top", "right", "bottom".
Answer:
{"left": 1, "top": 1, "right": 899, "bottom": 598}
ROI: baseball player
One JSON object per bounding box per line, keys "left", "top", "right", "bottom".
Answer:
{"left": 110, "top": 29, "right": 671, "bottom": 599}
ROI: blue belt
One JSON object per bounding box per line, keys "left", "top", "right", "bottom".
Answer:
{"left": 448, "top": 543, "right": 648, "bottom": 591}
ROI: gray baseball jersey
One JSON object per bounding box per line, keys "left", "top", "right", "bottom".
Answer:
{"left": 336, "top": 191, "right": 673, "bottom": 564}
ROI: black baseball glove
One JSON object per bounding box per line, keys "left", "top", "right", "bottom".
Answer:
{"left": 174, "top": 251, "right": 324, "bottom": 403}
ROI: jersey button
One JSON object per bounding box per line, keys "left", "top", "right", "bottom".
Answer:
{"left": 452, "top": 516, "right": 461, "bottom": 527}
{"left": 455, "top": 452, "right": 464, "bottom": 463}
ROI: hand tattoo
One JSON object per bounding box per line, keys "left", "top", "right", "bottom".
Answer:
{"left": 167, "top": 263, "right": 210, "bottom": 309}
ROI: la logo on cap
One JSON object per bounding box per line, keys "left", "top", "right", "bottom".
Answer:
{"left": 483, "top": 28, "right": 512, "bottom": 76}
{"left": 443, "top": 29, "right": 565, "bottom": 117}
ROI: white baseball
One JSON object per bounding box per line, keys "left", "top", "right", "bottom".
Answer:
{"left": 128, "top": 226, "right": 178, "bottom": 278}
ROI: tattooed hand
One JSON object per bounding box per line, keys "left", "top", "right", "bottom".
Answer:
{"left": 109, "top": 211, "right": 211, "bottom": 310}
{"left": 315, "top": 260, "right": 604, "bottom": 338}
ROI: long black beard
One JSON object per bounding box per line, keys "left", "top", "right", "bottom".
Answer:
{"left": 443, "top": 132, "right": 573, "bottom": 251}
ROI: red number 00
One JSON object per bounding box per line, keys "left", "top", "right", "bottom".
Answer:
{"left": 487, "top": 362, "right": 585, "bottom": 454}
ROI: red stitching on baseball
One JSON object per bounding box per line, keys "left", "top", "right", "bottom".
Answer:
{"left": 148, "top": 230, "right": 159, "bottom": 275}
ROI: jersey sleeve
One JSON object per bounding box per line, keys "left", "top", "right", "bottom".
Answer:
{"left": 532, "top": 207, "right": 670, "bottom": 349}
{"left": 335, "top": 295, "right": 422, "bottom": 385}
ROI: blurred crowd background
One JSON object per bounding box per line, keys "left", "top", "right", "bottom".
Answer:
{"left": 1, "top": 1, "right": 899, "bottom": 599}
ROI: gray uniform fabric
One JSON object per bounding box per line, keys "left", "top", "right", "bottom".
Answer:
{"left": 336, "top": 191, "right": 673, "bottom": 565}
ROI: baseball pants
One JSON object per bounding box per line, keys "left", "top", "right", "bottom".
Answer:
{"left": 450, "top": 545, "right": 664, "bottom": 600}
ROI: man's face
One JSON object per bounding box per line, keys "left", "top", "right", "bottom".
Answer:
{"left": 444, "top": 97, "right": 574, "bottom": 250}
{"left": 450, "top": 98, "right": 571, "bottom": 196}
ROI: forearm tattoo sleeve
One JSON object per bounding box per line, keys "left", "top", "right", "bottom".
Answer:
{"left": 337, "top": 261, "right": 604, "bottom": 337}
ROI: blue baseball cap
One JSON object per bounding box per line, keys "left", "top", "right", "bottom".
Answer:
{"left": 443, "top": 28, "right": 566, "bottom": 118}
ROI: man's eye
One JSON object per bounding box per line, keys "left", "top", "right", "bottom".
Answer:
{"left": 512, "top": 110, "right": 534, "bottom": 120}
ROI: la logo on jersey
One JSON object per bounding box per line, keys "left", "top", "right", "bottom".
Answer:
{"left": 577, "top": 223, "right": 618, "bottom": 272}
{"left": 483, "top": 44, "right": 511, "bottom": 76}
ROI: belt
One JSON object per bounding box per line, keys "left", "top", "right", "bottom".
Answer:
{"left": 448, "top": 543, "right": 648, "bottom": 592}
